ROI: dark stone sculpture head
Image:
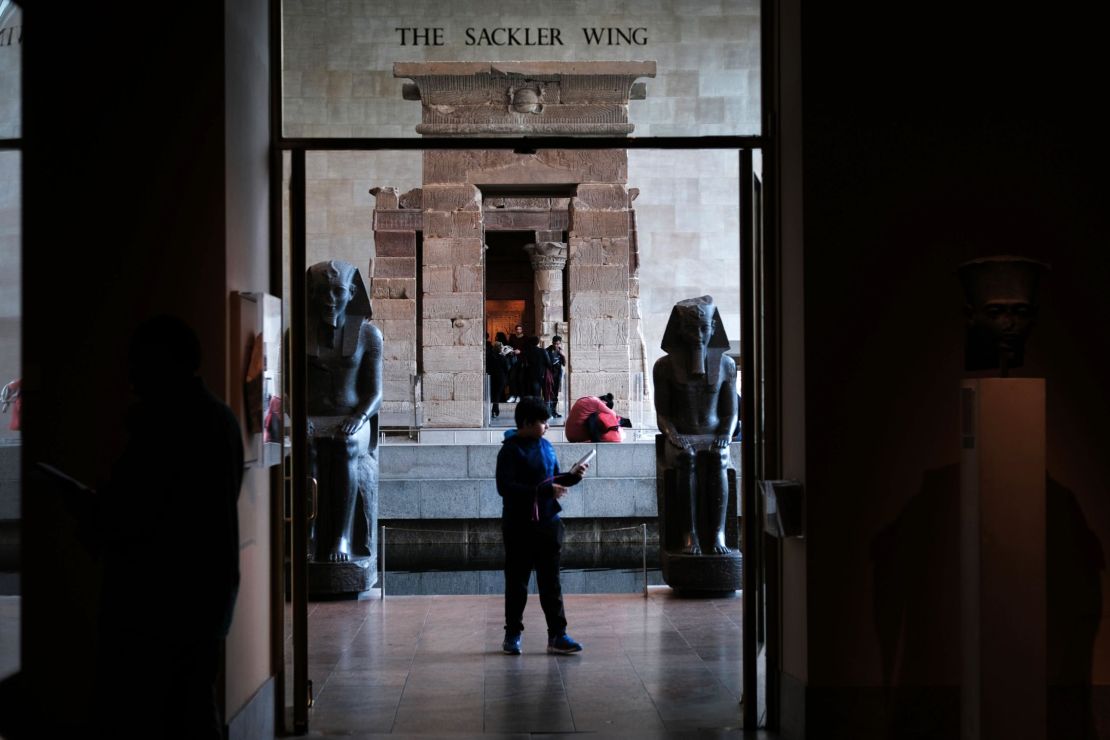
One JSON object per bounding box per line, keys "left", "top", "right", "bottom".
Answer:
{"left": 957, "top": 256, "right": 1049, "bottom": 375}
{"left": 661, "top": 295, "right": 730, "bottom": 381}
{"left": 307, "top": 260, "right": 372, "bottom": 326}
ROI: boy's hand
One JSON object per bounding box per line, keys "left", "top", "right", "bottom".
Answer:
{"left": 570, "top": 461, "right": 590, "bottom": 477}
{"left": 552, "top": 483, "right": 569, "bottom": 499}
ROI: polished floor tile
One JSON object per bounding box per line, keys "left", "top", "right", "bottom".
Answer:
{"left": 294, "top": 590, "right": 764, "bottom": 737}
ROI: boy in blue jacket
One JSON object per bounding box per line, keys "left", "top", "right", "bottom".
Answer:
{"left": 496, "top": 396, "right": 590, "bottom": 654}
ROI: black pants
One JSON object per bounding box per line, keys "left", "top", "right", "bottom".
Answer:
{"left": 502, "top": 519, "right": 567, "bottom": 637}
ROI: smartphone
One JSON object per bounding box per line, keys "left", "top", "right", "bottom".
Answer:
{"left": 574, "top": 449, "right": 596, "bottom": 469}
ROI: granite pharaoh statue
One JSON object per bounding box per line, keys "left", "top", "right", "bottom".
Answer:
{"left": 957, "top": 255, "right": 1049, "bottom": 375}
{"left": 306, "top": 260, "right": 383, "bottom": 576}
{"left": 653, "top": 295, "right": 739, "bottom": 556}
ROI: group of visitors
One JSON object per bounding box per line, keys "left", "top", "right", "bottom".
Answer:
{"left": 486, "top": 324, "right": 565, "bottom": 418}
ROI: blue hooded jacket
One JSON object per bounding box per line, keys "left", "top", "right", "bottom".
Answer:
{"left": 496, "top": 432, "right": 580, "bottom": 526}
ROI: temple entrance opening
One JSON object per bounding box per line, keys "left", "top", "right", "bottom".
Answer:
{"left": 484, "top": 231, "right": 540, "bottom": 342}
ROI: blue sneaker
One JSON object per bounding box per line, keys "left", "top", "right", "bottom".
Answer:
{"left": 547, "top": 633, "right": 583, "bottom": 654}
{"left": 502, "top": 632, "right": 521, "bottom": 655}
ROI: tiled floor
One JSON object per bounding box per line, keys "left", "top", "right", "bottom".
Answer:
{"left": 294, "top": 590, "right": 765, "bottom": 738}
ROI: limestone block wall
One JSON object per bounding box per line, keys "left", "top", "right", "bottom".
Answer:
{"left": 419, "top": 181, "right": 485, "bottom": 426}
{"left": 370, "top": 192, "right": 420, "bottom": 425}
{"left": 628, "top": 150, "right": 741, "bottom": 380}
{"left": 281, "top": 0, "right": 760, "bottom": 138}
{"left": 568, "top": 183, "right": 634, "bottom": 418}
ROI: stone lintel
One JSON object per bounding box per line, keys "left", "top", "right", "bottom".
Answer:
{"left": 397, "top": 61, "right": 656, "bottom": 137}
{"left": 484, "top": 209, "right": 567, "bottom": 232}
{"left": 423, "top": 149, "right": 626, "bottom": 186}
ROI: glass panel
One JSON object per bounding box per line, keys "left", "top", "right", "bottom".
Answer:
{"left": 0, "top": 1, "right": 21, "bottom": 139}
{"left": 289, "top": 148, "right": 739, "bottom": 433}
{"left": 0, "top": 149, "right": 19, "bottom": 679}
{"left": 282, "top": 0, "right": 760, "bottom": 138}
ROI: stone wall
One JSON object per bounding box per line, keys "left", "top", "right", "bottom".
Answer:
{"left": 282, "top": 0, "right": 760, "bottom": 138}
{"left": 629, "top": 149, "right": 741, "bottom": 387}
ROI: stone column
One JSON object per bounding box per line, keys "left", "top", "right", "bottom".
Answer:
{"left": 370, "top": 187, "right": 419, "bottom": 426}
{"left": 420, "top": 182, "right": 485, "bottom": 427}
{"left": 567, "top": 183, "right": 633, "bottom": 417}
{"left": 523, "top": 241, "right": 568, "bottom": 341}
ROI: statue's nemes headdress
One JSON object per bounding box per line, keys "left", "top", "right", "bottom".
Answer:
{"left": 661, "top": 295, "right": 731, "bottom": 385}
{"left": 661, "top": 295, "right": 730, "bottom": 353}
{"left": 307, "top": 260, "right": 372, "bottom": 319}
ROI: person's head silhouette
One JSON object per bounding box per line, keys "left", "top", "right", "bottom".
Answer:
{"left": 128, "top": 315, "right": 201, "bottom": 398}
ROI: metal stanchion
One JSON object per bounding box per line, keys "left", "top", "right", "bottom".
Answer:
{"left": 642, "top": 523, "right": 648, "bottom": 598}
{"left": 380, "top": 525, "right": 386, "bottom": 600}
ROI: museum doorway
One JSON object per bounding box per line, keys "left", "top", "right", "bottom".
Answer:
{"left": 280, "top": 145, "right": 770, "bottom": 733}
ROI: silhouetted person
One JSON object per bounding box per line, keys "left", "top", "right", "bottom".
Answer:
{"left": 486, "top": 334, "right": 510, "bottom": 418}
{"left": 506, "top": 324, "right": 527, "bottom": 401}
{"left": 94, "top": 315, "right": 244, "bottom": 739}
{"left": 521, "top": 335, "right": 551, "bottom": 399}
{"left": 544, "top": 335, "right": 565, "bottom": 417}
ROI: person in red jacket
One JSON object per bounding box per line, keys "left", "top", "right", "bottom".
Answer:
{"left": 564, "top": 393, "right": 631, "bottom": 443}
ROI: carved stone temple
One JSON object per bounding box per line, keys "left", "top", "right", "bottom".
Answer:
{"left": 370, "top": 61, "right": 657, "bottom": 427}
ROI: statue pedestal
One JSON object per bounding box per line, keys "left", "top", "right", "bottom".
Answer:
{"left": 309, "top": 556, "right": 377, "bottom": 597}
{"left": 662, "top": 551, "right": 742, "bottom": 596}
{"left": 959, "top": 378, "right": 1045, "bottom": 740}
{"left": 655, "top": 435, "right": 742, "bottom": 594}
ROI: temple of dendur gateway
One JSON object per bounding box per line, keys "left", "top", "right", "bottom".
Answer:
{"left": 369, "top": 61, "right": 657, "bottom": 428}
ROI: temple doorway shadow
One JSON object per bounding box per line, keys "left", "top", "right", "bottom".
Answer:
{"left": 871, "top": 465, "right": 1104, "bottom": 739}
{"left": 484, "top": 230, "right": 536, "bottom": 342}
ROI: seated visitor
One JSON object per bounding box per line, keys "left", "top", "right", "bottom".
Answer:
{"left": 565, "top": 393, "right": 631, "bottom": 443}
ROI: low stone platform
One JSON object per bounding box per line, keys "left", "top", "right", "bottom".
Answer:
{"left": 378, "top": 437, "right": 740, "bottom": 523}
